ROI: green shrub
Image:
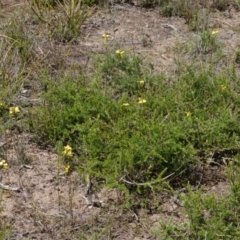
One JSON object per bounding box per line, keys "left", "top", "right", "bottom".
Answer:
{"left": 29, "top": 50, "right": 240, "bottom": 193}
{"left": 156, "top": 161, "right": 240, "bottom": 239}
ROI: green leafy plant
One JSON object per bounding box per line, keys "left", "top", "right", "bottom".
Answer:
{"left": 235, "top": 51, "right": 240, "bottom": 64}
{"left": 182, "top": 29, "right": 221, "bottom": 57}
{"left": 159, "top": 0, "right": 214, "bottom": 31}
{"left": 28, "top": 47, "right": 240, "bottom": 196}
{"left": 159, "top": 0, "right": 199, "bottom": 19}
{"left": 95, "top": 49, "right": 144, "bottom": 97}
{"left": 28, "top": 0, "right": 93, "bottom": 42}
{"left": 0, "top": 19, "right": 30, "bottom": 116}
{"left": 53, "top": 0, "right": 93, "bottom": 42}
{"left": 5, "top": 20, "right": 33, "bottom": 68}
{"left": 155, "top": 161, "right": 240, "bottom": 239}
{"left": 235, "top": 0, "right": 240, "bottom": 9}
{"left": 184, "top": 171, "right": 240, "bottom": 239}
{"left": 212, "top": 0, "right": 229, "bottom": 11}
{"left": 0, "top": 201, "right": 11, "bottom": 239}
{"left": 2, "top": 0, "right": 240, "bottom": 238}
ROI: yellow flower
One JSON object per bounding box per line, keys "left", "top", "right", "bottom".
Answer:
{"left": 9, "top": 106, "right": 20, "bottom": 114}
{"left": 3, "top": 163, "right": 8, "bottom": 169}
{"left": 116, "top": 50, "right": 124, "bottom": 58}
{"left": 0, "top": 102, "right": 3, "bottom": 107}
{"left": 0, "top": 160, "right": 8, "bottom": 169}
{"left": 137, "top": 80, "right": 145, "bottom": 87}
{"left": 122, "top": 103, "right": 130, "bottom": 106}
{"left": 63, "top": 145, "right": 73, "bottom": 158}
{"left": 185, "top": 111, "right": 191, "bottom": 117}
{"left": 221, "top": 85, "right": 226, "bottom": 91}
{"left": 212, "top": 30, "right": 219, "bottom": 35}
{"left": 138, "top": 97, "right": 146, "bottom": 104}
{"left": 65, "top": 164, "right": 71, "bottom": 174}
{"left": 102, "top": 33, "right": 110, "bottom": 41}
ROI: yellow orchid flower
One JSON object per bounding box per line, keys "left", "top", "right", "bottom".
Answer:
{"left": 102, "top": 33, "right": 110, "bottom": 41}
{"left": 116, "top": 50, "right": 125, "bottom": 58}
{"left": 212, "top": 30, "right": 219, "bottom": 35}
{"left": 138, "top": 97, "right": 146, "bottom": 104}
{"left": 63, "top": 145, "right": 73, "bottom": 158}
{"left": 0, "top": 160, "right": 8, "bottom": 169}
{"left": 137, "top": 80, "right": 145, "bottom": 87}
{"left": 9, "top": 106, "right": 20, "bottom": 114}
{"left": 3, "top": 163, "right": 8, "bottom": 169}
{"left": 221, "top": 85, "right": 226, "bottom": 91}
{"left": 65, "top": 164, "right": 71, "bottom": 174}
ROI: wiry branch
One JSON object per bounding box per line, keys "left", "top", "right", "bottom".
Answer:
{"left": 119, "top": 172, "right": 175, "bottom": 186}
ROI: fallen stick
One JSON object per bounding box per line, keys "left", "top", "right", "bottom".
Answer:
{"left": 162, "top": 24, "right": 178, "bottom": 32}
{"left": 0, "top": 182, "right": 20, "bottom": 191}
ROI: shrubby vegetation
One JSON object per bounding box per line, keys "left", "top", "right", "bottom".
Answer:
{"left": 1, "top": 0, "right": 240, "bottom": 238}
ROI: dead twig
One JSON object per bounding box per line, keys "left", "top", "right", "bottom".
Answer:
{"left": 119, "top": 172, "right": 175, "bottom": 186}
{"left": 84, "top": 173, "right": 91, "bottom": 197}
{"left": 80, "top": 174, "right": 103, "bottom": 208}
{"left": 20, "top": 164, "right": 33, "bottom": 170}
{"left": 80, "top": 194, "right": 91, "bottom": 205}
{"left": 162, "top": 24, "right": 178, "bottom": 32}
{"left": 0, "top": 182, "right": 20, "bottom": 191}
